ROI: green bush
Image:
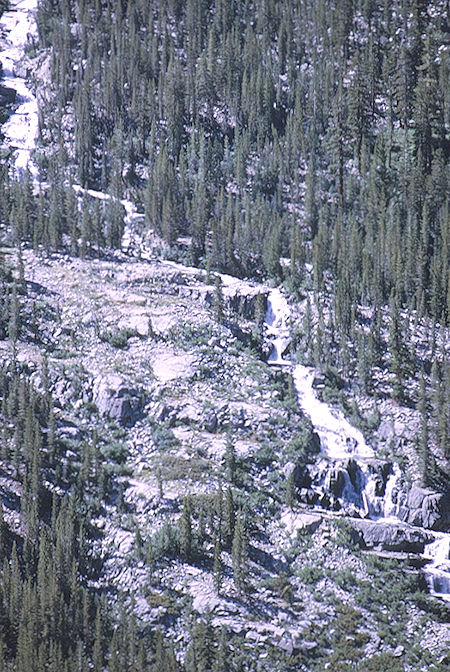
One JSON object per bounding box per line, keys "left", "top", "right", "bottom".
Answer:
{"left": 151, "top": 425, "right": 180, "bottom": 450}
{"left": 333, "top": 519, "right": 363, "bottom": 550}
{"left": 100, "top": 441, "right": 127, "bottom": 464}
{"left": 100, "top": 327, "right": 139, "bottom": 348}
{"left": 297, "top": 564, "right": 325, "bottom": 585}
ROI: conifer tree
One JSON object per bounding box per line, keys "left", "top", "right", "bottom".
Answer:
{"left": 285, "top": 470, "right": 296, "bottom": 511}
{"left": 213, "top": 537, "right": 223, "bottom": 596}
{"left": 179, "top": 496, "right": 193, "bottom": 561}
{"left": 232, "top": 512, "right": 248, "bottom": 597}
{"left": 224, "top": 435, "right": 236, "bottom": 485}
{"left": 214, "top": 275, "right": 225, "bottom": 326}
{"left": 223, "top": 487, "right": 235, "bottom": 551}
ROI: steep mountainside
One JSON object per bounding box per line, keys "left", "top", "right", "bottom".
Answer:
{"left": 0, "top": 1, "right": 449, "bottom": 671}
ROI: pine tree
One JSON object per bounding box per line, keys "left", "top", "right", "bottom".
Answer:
{"left": 213, "top": 537, "right": 223, "bottom": 595}
{"left": 224, "top": 435, "right": 236, "bottom": 485}
{"left": 213, "top": 628, "right": 230, "bottom": 672}
{"left": 388, "top": 295, "right": 409, "bottom": 404}
{"left": 179, "top": 497, "right": 192, "bottom": 561}
{"left": 0, "top": 500, "right": 5, "bottom": 562}
{"left": 223, "top": 487, "right": 235, "bottom": 550}
{"left": 285, "top": 470, "right": 296, "bottom": 510}
{"left": 417, "top": 370, "right": 430, "bottom": 486}
{"left": 92, "top": 608, "right": 103, "bottom": 672}
{"left": 231, "top": 512, "right": 248, "bottom": 597}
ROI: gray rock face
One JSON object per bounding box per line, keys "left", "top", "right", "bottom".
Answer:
{"left": 326, "top": 468, "right": 346, "bottom": 497}
{"left": 366, "top": 460, "right": 393, "bottom": 497}
{"left": 408, "top": 485, "right": 430, "bottom": 510}
{"left": 293, "top": 464, "right": 312, "bottom": 490}
{"left": 203, "top": 409, "right": 218, "bottom": 433}
{"left": 93, "top": 374, "right": 144, "bottom": 426}
{"left": 346, "top": 458, "right": 359, "bottom": 488}
{"left": 226, "top": 290, "right": 268, "bottom": 320}
{"left": 298, "top": 488, "right": 319, "bottom": 505}
{"left": 407, "top": 486, "right": 450, "bottom": 531}
{"left": 308, "top": 431, "right": 321, "bottom": 454}
{"left": 0, "top": 85, "right": 16, "bottom": 105}
{"left": 352, "top": 520, "right": 433, "bottom": 553}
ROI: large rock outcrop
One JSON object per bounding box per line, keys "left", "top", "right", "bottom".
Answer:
{"left": 352, "top": 520, "right": 433, "bottom": 553}
{"left": 93, "top": 374, "right": 145, "bottom": 426}
{"left": 404, "top": 486, "right": 450, "bottom": 531}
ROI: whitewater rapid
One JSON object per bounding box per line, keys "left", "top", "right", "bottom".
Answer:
{"left": 266, "top": 289, "right": 373, "bottom": 461}
{"left": 0, "top": 0, "right": 39, "bottom": 178}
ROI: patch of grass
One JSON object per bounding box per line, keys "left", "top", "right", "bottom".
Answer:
{"left": 157, "top": 454, "right": 210, "bottom": 481}
{"left": 52, "top": 348, "right": 78, "bottom": 359}
{"left": 166, "top": 323, "right": 213, "bottom": 349}
{"left": 412, "top": 590, "right": 450, "bottom": 623}
{"left": 261, "top": 573, "right": 293, "bottom": 604}
{"left": 332, "top": 567, "right": 358, "bottom": 591}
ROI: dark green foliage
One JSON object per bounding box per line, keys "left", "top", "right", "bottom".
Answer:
{"left": 213, "top": 536, "right": 223, "bottom": 595}
{"left": 151, "top": 425, "right": 180, "bottom": 451}
{"left": 179, "top": 496, "right": 193, "bottom": 560}
{"left": 214, "top": 275, "right": 225, "bottom": 325}
{"left": 0, "top": 356, "right": 154, "bottom": 671}
{"left": 23, "top": 0, "right": 447, "bottom": 332}
{"left": 99, "top": 327, "right": 139, "bottom": 349}
{"left": 223, "top": 435, "right": 236, "bottom": 484}
{"left": 333, "top": 519, "right": 364, "bottom": 551}
{"left": 231, "top": 512, "right": 248, "bottom": 597}
{"left": 284, "top": 470, "right": 296, "bottom": 510}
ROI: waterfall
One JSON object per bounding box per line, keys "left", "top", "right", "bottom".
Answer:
{"left": 423, "top": 536, "right": 450, "bottom": 602}
{"left": 292, "top": 365, "right": 373, "bottom": 460}
{"left": 264, "top": 288, "right": 450, "bottom": 600}
{"left": 0, "top": 0, "right": 40, "bottom": 179}
{"left": 265, "top": 289, "right": 291, "bottom": 366}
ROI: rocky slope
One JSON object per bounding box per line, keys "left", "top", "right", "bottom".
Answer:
{"left": 0, "top": 1, "right": 449, "bottom": 670}
{"left": 0, "top": 241, "right": 448, "bottom": 671}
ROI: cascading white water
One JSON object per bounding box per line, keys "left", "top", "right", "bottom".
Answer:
{"left": 265, "top": 289, "right": 291, "bottom": 366}
{"left": 0, "top": 0, "right": 39, "bottom": 179}
{"left": 265, "top": 287, "right": 450, "bottom": 600}
{"left": 423, "top": 535, "right": 450, "bottom": 602}
{"left": 3, "top": 4, "right": 449, "bottom": 602}
{"left": 382, "top": 463, "right": 402, "bottom": 519}
{"left": 292, "top": 365, "right": 374, "bottom": 460}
